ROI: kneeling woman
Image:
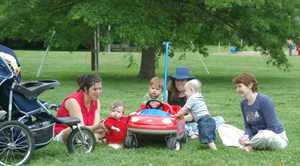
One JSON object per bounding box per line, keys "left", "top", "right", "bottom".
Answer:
{"left": 54, "top": 74, "right": 106, "bottom": 143}
{"left": 233, "top": 73, "right": 288, "bottom": 151}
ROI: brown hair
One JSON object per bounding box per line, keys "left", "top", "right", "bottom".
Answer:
{"left": 149, "top": 77, "right": 163, "bottom": 89}
{"left": 168, "top": 79, "right": 179, "bottom": 101}
{"left": 111, "top": 100, "right": 125, "bottom": 113}
{"left": 77, "top": 74, "right": 101, "bottom": 91}
{"left": 232, "top": 73, "right": 258, "bottom": 92}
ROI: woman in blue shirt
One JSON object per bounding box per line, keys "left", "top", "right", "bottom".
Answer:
{"left": 233, "top": 73, "right": 288, "bottom": 152}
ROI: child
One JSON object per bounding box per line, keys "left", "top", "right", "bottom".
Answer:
{"left": 104, "top": 101, "right": 129, "bottom": 149}
{"left": 142, "top": 76, "right": 164, "bottom": 103}
{"left": 175, "top": 79, "right": 217, "bottom": 150}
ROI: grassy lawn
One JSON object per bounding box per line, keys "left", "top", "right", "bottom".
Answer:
{"left": 12, "top": 50, "right": 300, "bottom": 166}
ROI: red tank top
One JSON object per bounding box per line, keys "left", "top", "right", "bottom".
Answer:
{"left": 54, "top": 90, "right": 99, "bottom": 135}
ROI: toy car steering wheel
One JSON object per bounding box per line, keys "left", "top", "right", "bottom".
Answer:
{"left": 145, "top": 99, "right": 164, "bottom": 109}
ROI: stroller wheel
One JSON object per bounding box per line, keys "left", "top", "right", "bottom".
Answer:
{"left": 0, "top": 121, "right": 34, "bottom": 166}
{"left": 124, "top": 132, "right": 138, "bottom": 148}
{"left": 166, "top": 136, "right": 180, "bottom": 150}
{"left": 67, "top": 127, "right": 96, "bottom": 153}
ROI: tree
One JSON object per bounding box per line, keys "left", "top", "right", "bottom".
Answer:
{"left": 1, "top": 0, "right": 300, "bottom": 79}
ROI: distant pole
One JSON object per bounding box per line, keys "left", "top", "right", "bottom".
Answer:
{"left": 93, "top": 29, "right": 97, "bottom": 71}
{"left": 36, "top": 30, "right": 56, "bottom": 78}
{"left": 163, "top": 41, "right": 170, "bottom": 102}
{"left": 93, "top": 24, "right": 100, "bottom": 73}
{"left": 107, "top": 25, "right": 111, "bottom": 53}
{"left": 190, "top": 41, "right": 209, "bottom": 74}
{"left": 218, "top": 41, "right": 221, "bottom": 52}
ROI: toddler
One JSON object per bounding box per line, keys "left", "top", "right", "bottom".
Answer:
{"left": 143, "top": 76, "right": 164, "bottom": 103}
{"left": 175, "top": 79, "right": 217, "bottom": 150}
{"left": 104, "top": 101, "right": 129, "bottom": 149}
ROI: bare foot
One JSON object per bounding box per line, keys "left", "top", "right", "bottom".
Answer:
{"left": 208, "top": 142, "right": 217, "bottom": 150}
{"left": 242, "top": 146, "right": 253, "bottom": 152}
{"left": 97, "top": 138, "right": 106, "bottom": 144}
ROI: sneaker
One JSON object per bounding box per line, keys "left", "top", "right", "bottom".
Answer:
{"left": 175, "top": 142, "right": 181, "bottom": 151}
{"left": 108, "top": 144, "right": 122, "bottom": 149}
{"left": 208, "top": 142, "right": 217, "bottom": 150}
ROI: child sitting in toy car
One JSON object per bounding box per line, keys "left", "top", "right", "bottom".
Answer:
{"left": 142, "top": 76, "right": 164, "bottom": 103}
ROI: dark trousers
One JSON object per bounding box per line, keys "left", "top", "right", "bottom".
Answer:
{"left": 197, "top": 115, "right": 216, "bottom": 144}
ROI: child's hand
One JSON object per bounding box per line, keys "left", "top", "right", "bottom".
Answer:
{"left": 111, "top": 126, "right": 120, "bottom": 132}
{"left": 129, "top": 112, "right": 136, "bottom": 116}
{"left": 184, "top": 114, "right": 193, "bottom": 121}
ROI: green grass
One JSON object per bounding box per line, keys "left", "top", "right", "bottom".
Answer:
{"left": 12, "top": 50, "right": 300, "bottom": 166}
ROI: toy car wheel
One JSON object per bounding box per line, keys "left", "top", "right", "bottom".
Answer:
{"left": 166, "top": 136, "right": 180, "bottom": 150}
{"left": 0, "top": 121, "right": 34, "bottom": 166}
{"left": 124, "top": 133, "right": 138, "bottom": 148}
{"left": 67, "top": 127, "right": 96, "bottom": 153}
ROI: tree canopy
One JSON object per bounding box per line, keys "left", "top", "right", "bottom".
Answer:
{"left": 1, "top": 0, "right": 299, "bottom": 78}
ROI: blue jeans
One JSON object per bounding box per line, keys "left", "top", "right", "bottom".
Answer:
{"left": 197, "top": 115, "right": 216, "bottom": 144}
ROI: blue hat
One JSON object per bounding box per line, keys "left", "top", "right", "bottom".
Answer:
{"left": 169, "top": 67, "right": 194, "bottom": 80}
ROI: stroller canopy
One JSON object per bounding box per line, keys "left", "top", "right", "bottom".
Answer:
{"left": 0, "top": 44, "right": 21, "bottom": 85}
{"left": 0, "top": 56, "right": 14, "bottom": 86}
{"left": 0, "top": 44, "right": 20, "bottom": 66}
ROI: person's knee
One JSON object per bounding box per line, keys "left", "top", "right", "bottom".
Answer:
{"left": 255, "top": 130, "right": 276, "bottom": 140}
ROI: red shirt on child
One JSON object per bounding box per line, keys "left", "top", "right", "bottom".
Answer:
{"left": 104, "top": 116, "right": 129, "bottom": 144}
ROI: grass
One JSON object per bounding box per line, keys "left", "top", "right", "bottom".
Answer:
{"left": 11, "top": 49, "right": 300, "bottom": 166}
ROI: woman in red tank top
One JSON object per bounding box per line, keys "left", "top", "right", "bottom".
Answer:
{"left": 54, "top": 74, "right": 105, "bottom": 143}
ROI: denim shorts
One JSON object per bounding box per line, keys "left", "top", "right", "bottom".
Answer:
{"left": 197, "top": 115, "right": 216, "bottom": 144}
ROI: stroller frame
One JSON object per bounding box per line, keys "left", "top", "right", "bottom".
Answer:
{"left": 0, "top": 56, "right": 96, "bottom": 166}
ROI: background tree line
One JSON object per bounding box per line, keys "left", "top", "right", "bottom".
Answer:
{"left": 1, "top": 0, "right": 300, "bottom": 79}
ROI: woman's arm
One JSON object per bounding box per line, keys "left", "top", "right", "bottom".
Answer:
{"left": 260, "top": 96, "right": 281, "bottom": 131}
{"left": 240, "top": 102, "right": 253, "bottom": 137}
{"left": 91, "top": 100, "right": 101, "bottom": 130}
{"left": 94, "top": 100, "right": 101, "bottom": 123}
{"left": 65, "top": 98, "right": 84, "bottom": 125}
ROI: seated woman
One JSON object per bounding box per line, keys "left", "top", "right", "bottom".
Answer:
{"left": 54, "top": 74, "right": 106, "bottom": 143}
{"left": 168, "top": 67, "right": 199, "bottom": 139}
{"left": 233, "top": 73, "right": 288, "bottom": 151}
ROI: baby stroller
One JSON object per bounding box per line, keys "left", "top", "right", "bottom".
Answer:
{"left": 0, "top": 52, "right": 96, "bottom": 166}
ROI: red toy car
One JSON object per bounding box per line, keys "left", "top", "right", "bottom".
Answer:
{"left": 124, "top": 99, "right": 186, "bottom": 150}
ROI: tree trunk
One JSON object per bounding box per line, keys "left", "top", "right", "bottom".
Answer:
{"left": 90, "top": 33, "right": 99, "bottom": 72}
{"left": 138, "top": 47, "right": 156, "bottom": 80}
{"left": 91, "top": 49, "right": 98, "bottom": 71}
